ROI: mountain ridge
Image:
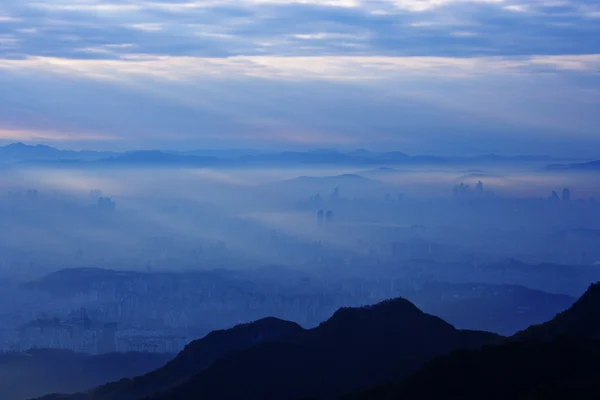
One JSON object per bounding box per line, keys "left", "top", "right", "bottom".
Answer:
{"left": 36, "top": 296, "right": 500, "bottom": 400}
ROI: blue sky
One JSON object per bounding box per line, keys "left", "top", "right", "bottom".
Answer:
{"left": 0, "top": 0, "right": 599, "bottom": 155}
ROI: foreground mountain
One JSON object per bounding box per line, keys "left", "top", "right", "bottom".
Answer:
{"left": 350, "top": 283, "right": 600, "bottom": 400}
{"left": 352, "top": 338, "right": 600, "bottom": 400}
{"left": 0, "top": 349, "right": 172, "bottom": 400}
{"left": 154, "top": 298, "right": 499, "bottom": 400}
{"left": 411, "top": 283, "right": 575, "bottom": 336}
{"left": 38, "top": 318, "right": 303, "bottom": 400}
{"left": 39, "top": 297, "right": 499, "bottom": 400}
{"left": 514, "top": 282, "right": 600, "bottom": 341}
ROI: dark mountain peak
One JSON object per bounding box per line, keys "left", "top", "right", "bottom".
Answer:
{"left": 567, "top": 282, "right": 600, "bottom": 310}
{"left": 325, "top": 297, "right": 423, "bottom": 325}
{"left": 200, "top": 317, "right": 304, "bottom": 344}
{"left": 515, "top": 282, "right": 600, "bottom": 341}
{"left": 65, "top": 317, "right": 304, "bottom": 400}
{"left": 43, "top": 297, "right": 500, "bottom": 400}
{"left": 151, "top": 298, "right": 498, "bottom": 400}
{"left": 313, "top": 297, "right": 465, "bottom": 346}
{"left": 167, "top": 316, "right": 304, "bottom": 375}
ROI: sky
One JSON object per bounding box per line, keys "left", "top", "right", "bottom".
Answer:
{"left": 0, "top": 0, "right": 599, "bottom": 155}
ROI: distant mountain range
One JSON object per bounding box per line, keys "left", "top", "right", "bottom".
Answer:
{"left": 547, "top": 160, "right": 600, "bottom": 171}
{"left": 0, "top": 142, "right": 116, "bottom": 162}
{"left": 0, "top": 143, "right": 586, "bottom": 168}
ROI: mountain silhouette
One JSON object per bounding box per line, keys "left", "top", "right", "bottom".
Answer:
{"left": 98, "top": 151, "right": 219, "bottom": 166}
{"left": 547, "top": 160, "right": 600, "bottom": 171}
{"left": 514, "top": 283, "right": 600, "bottom": 341}
{"left": 151, "top": 298, "right": 499, "bottom": 400}
{"left": 36, "top": 318, "right": 304, "bottom": 400}
{"left": 349, "top": 283, "right": 600, "bottom": 400}
{"left": 38, "top": 297, "right": 499, "bottom": 400}
{"left": 351, "top": 338, "right": 600, "bottom": 400}
{"left": 0, "top": 142, "right": 115, "bottom": 162}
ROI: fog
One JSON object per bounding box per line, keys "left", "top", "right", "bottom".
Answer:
{"left": 1, "top": 163, "right": 599, "bottom": 279}
{"left": 2, "top": 156, "right": 600, "bottom": 370}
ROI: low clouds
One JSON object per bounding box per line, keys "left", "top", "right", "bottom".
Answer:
{"left": 1, "top": 54, "right": 600, "bottom": 82}
{"left": 0, "top": 0, "right": 599, "bottom": 153}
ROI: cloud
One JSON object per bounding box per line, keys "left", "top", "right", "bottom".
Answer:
{"left": 0, "top": 0, "right": 598, "bottom": 60}
{"left": 0, "top": 0, "right": 599, "bottom": 154}
{"left": 1, "top": 54, "right": 599, "bottom": 82}
{"left": 0, "top": 127, "right": 119, "bottom": 142}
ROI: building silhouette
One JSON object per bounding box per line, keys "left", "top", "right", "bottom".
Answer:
{"left": 317, "top": 210, "right": 325, "bottom": 225}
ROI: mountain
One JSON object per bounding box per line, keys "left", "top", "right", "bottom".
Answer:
{"left": 0, "top": 142, "right": 64, "bottom": 160}
{"left": 348, "top": 283, "right": 600, "bottom": 400}
{"left": 21, "top": 268, "right": 156, "bottom": 298}
{"left": 0, "top": 142, "right": 115, "bottom": 163}
{"left": 411, "top": 283, "right": 575, "bottom": 336}
{"left": 96, "top": 151, "right": 219, "bottom": 166}
{"left": 514, "top": 283, "right": 600, "bottom": 341}
{"left": 0, "top": 349, "right": 172, "bottom": 400}
{"left": 351, "top": 338, "right": 600, "bottom": 400}
{"left": 36, "top": 318, "right": 304, "bottom": 400}
{"left": 40, "top": 298, "right": 499, "bottom": 400}
{"left": 1, "top": 142, "right": 570, "bottom": 167}
{"left": 239, "top": 150, "right": 368, "bottom": 165}
{"left": 152, "top": 298, "right": 499, "bottom": 400}
{"left": 547, "top": 160, "right": 600, "bottom": 171}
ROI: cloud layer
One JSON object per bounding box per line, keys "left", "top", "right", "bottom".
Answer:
{"left": 0, "top": 0, "right": 599, "bottom": 154}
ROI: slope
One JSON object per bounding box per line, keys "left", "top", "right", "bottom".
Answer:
{"left": 154, "top": 298, "right": 500, "bottom": 400}
{"left": 350, "top": 282, "right": 600, "bottom": 400}
{"left": 36, "top": 317, "right": 304, "bottom": 400}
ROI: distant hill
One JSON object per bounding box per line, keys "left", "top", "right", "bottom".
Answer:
{"left": 0, "top": 142, "right": 115, "bottom": 163}
{"left": 547, "top": 160, "right": 600, "bottom": 171}
{"left": 96, "top": 151, "right": 219, "bottom": 166}
{"left": 0, "top": 142, "right": 571, "bottom": 167}
{"left": 0, "top": 349, "right": 172, "bottom": 400}
{"left": 39, "top": 297, "right": 499, "bottom": 400}
{"left": 21, "top": 268, "right": 152, "bottom": 298}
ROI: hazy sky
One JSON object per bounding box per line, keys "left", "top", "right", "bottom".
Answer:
{"left": 0, "top": 0, "right": 599, "bottom": 155}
